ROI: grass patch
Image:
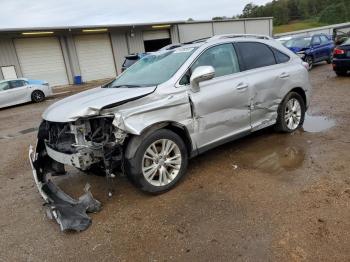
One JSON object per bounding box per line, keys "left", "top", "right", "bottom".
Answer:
{"left": 273, "top": 20, "right": 328, "bottom": 34}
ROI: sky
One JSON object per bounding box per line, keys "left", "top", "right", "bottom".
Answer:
{"left": 0, "top": 0, "right": 271, "bottom": 29}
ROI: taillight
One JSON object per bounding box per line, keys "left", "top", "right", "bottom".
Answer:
{"left": 333, "top": 48, "right": 345, "bottom": 55}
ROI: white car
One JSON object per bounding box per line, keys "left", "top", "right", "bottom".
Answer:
{"left": 0, "top": 78, "right": 52, "bottom": 108}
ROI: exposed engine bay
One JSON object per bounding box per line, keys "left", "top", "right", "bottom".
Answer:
{"left": 43, "top": 117, "right": 127, "bottom": 171}
{"left": 29, "top": 117, "right": 128, "bottom": 231}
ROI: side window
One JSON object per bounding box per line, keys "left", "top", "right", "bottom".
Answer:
{"left": 191, "top": 43, "right": 240, "bottom": 78}
{"left": 320, "top": 35, "right": 329, "bottom": 44}
{"left": 0, "top": 82, "right": 10, "bottom": 91}
{"left": 272, "top": 48, "right": 290, "bottom": 63}
{"left": 179, "top": 43, "right": 240, "bottom": 85}
{"left": 9, "top": 80, "right": 25, "bottom": 89}
{"left": 236, "top": 42, "right": 276, "bottom": 71}
{"left": 312, "top": 36, "right": 321, "bottom": 45}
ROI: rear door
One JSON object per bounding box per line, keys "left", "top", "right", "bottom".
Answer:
{"left": 311, "top": 36, "right": 323, "bottom": 62}
{"left": 8, "top": 80, "right": 29, "bottom": 102}
{"left": 235, "top": 42, "right": 285, "bottom": 131}
{"left": 0, "top": 81, "right": 12, "bottom": 107}
{"left": 186, "top": 43, "right": 251, "bottom": 150}
{"left": 320, "top": 35, "right": 333, "bottom": 58}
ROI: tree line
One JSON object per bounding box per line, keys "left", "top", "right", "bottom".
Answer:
{"left": 240, "top": 0, "right": 350, "bottom": 25}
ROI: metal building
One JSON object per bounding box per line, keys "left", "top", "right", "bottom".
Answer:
{"left": 0, "top": 17, "right": 273, "bottom": 86}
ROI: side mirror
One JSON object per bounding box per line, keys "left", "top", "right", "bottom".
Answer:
{"left": 190, "top": 66, "right": 215, "bottom": 92}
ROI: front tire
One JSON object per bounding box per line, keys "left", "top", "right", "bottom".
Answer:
{"left": 275, "top": 92, "right": 306, "bottom": 133}
{"left": 31, "top": 90, "right": 45, "bottom": 103}
{"left": 305, "top": 56, "right": 313, "bottom": 70}
{"left": 125, "top": 129, "right": 188, "bottom": 194}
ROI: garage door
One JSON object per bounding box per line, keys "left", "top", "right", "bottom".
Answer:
{"left": 74, "top": 34, "right": 116, "bottom": 82}
{"left": 15, "top": 37, "right": 68, "bottom": 86}
{"left": 143, "top": 30, "right": 170, "bottom": 41}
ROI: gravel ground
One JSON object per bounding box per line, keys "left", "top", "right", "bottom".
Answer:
{"left": 0, "top": 64, "right": 349, "bottom": 262}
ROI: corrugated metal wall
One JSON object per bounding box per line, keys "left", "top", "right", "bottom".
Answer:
{"left": 127, "top": 31, "right": 145, "bottom": 54}
{"left": 170, "top": 25, "right": 180, "bottom": 43}
{"left": 213, "top": 21, "right": 245, "bottom": 35}
{"left": 177, "top": 19, "right": 272, "bottom": 43}
{"left": 110, "top": 32, "right": 129, "bottom": 74}
{"left": 245, "top": 19, "right": 270, "bottom": 35}
{"left": 63, "top": 35, "right": 81, "bottom": 80}
{"left": 178, "top": 23, "right": 213, "bottom": 42}
{"left": 0, "top": 38, "right": 22, "bottom": 80}
{"left": 0, "top": 18, "right": 272, "bottom": 83}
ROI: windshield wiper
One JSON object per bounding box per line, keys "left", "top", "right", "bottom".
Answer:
{"left": 110, "top": 84, "right": 142, "bottom": 88}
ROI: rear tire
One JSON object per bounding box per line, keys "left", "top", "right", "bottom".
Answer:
{"left": 326, "top": 54, "right": 333, "bottom": 64}
{"left": 31, "top": 90, "right": 45, "bottom": 103}
{"left": 125, "top": 129, "right": 188, "bottom": 194}
{"left": 275, "top": 92, "right": 306, "bottom": 133}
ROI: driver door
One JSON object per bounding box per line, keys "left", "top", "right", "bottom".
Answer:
{"left": 185, "top": 43, "right": 251, "bottom": 151}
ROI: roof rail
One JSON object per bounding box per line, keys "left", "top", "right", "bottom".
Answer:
{"left": 208, "top": 34, "right": 273, "bottom": 41}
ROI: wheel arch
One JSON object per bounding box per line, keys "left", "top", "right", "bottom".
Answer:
{"left": 288, "top": 87, "right": 307, "bottom": 106}
{"left": 31, "top": 89, "right": 45, "bottom": 101}
{"left": 124, "top": 121, "right": 195, "bottom": 160}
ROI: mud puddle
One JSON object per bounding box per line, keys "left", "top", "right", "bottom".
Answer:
{"left": 230, "top": 133, "right": 306, "bottom": 176}
{"left": 303, "top": 114, "right": 335, "bottom": 133}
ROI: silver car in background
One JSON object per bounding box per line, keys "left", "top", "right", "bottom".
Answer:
{"left": 29, "top": 34, "right": 311, "bottom": 231}
{"left": 0, "top": 78, "right": 52, "bottom": 108}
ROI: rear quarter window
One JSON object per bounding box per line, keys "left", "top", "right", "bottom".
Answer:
{"left": 272, "top": 48, "right": 290, "bottom": 63}
{"left": 235, "top": 42, "right": 276, "bottom": 71}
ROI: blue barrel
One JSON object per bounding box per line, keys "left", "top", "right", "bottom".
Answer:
{"left": 74, "top": 75, "right": 82, "bottom": 85}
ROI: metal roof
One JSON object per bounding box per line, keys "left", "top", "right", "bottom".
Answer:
{"left": 0, "top": 17, "right": 273, "bottom": 33}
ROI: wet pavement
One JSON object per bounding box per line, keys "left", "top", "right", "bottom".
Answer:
{"left": 303, "top": 114, "right": 336, "bottom": 133}
{"left": 0, "top": 64, "right": 349, "bottom": 261}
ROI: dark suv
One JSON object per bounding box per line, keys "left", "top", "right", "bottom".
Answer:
{"left": 121, "top": 53, "right": 148, "bottom": 72}
{"left": 284, "top": 34, "right": 334, "bottom": 69}
{"left": 332, "top": 38, "right": 350, "bottom": 76}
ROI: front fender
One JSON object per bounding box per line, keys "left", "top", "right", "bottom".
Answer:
{"left": 109, "top": 92, "right": 194, "bottom": 136}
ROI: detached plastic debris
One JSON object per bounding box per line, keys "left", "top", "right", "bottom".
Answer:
{"left": 29, "top": 145, "right": 102, "bottom": 232}
{"left": 44, "top": 183, "right": 101, "bottom": 231}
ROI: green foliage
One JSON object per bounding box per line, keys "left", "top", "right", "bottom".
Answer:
{"left": 273, "top": 20, "right": 326, "bottom": 33}
{"left": 240, "top": 0, "right": 350, "bottom": 26}
{"left": 319, "top": 2, "right": 349, "bottom": 24}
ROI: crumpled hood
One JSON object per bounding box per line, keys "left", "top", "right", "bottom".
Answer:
{"left": 42, "top": 86, "right": 156, "bottom": 122}
{"left": 288, "top": 47, "right": 309, "bottom": 53}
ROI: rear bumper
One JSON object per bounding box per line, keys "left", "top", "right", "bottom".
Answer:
{"left": 332, "top": 58, "right": 350, "bottom": 70}
{"left": 29, "top": 141, "right": 102, "bottom": 232}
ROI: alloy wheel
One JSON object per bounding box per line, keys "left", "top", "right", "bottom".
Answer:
{"left": 284, "top": 98, "right": 302, "bottom": 130}
{"left": 142, "top": 139, "right": 182, "bottom": 187}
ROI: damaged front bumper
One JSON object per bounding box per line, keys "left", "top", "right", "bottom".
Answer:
{"left": 29, "top": 143, "right": 102, "bottom": 232}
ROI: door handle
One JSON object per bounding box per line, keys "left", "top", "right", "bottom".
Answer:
{"left": 236, "top": 83, "right": 248, "bottom": 91}
{"left": 280, "top": 72, "right": 290, "bottom": 79}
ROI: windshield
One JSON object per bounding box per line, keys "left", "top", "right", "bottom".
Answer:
{"left": 284, "top": 37, "right": 311, "bottom": 49}
{"left": 108, "top": 47, "right": 197, "bottom": 88}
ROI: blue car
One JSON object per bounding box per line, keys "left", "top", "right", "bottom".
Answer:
{"left": 284, "top": 34, "right": 334, "bottom": 70}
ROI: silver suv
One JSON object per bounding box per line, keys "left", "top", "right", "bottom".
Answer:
{"left": 30, "top": 34, "right": 311, "bottom": 231}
